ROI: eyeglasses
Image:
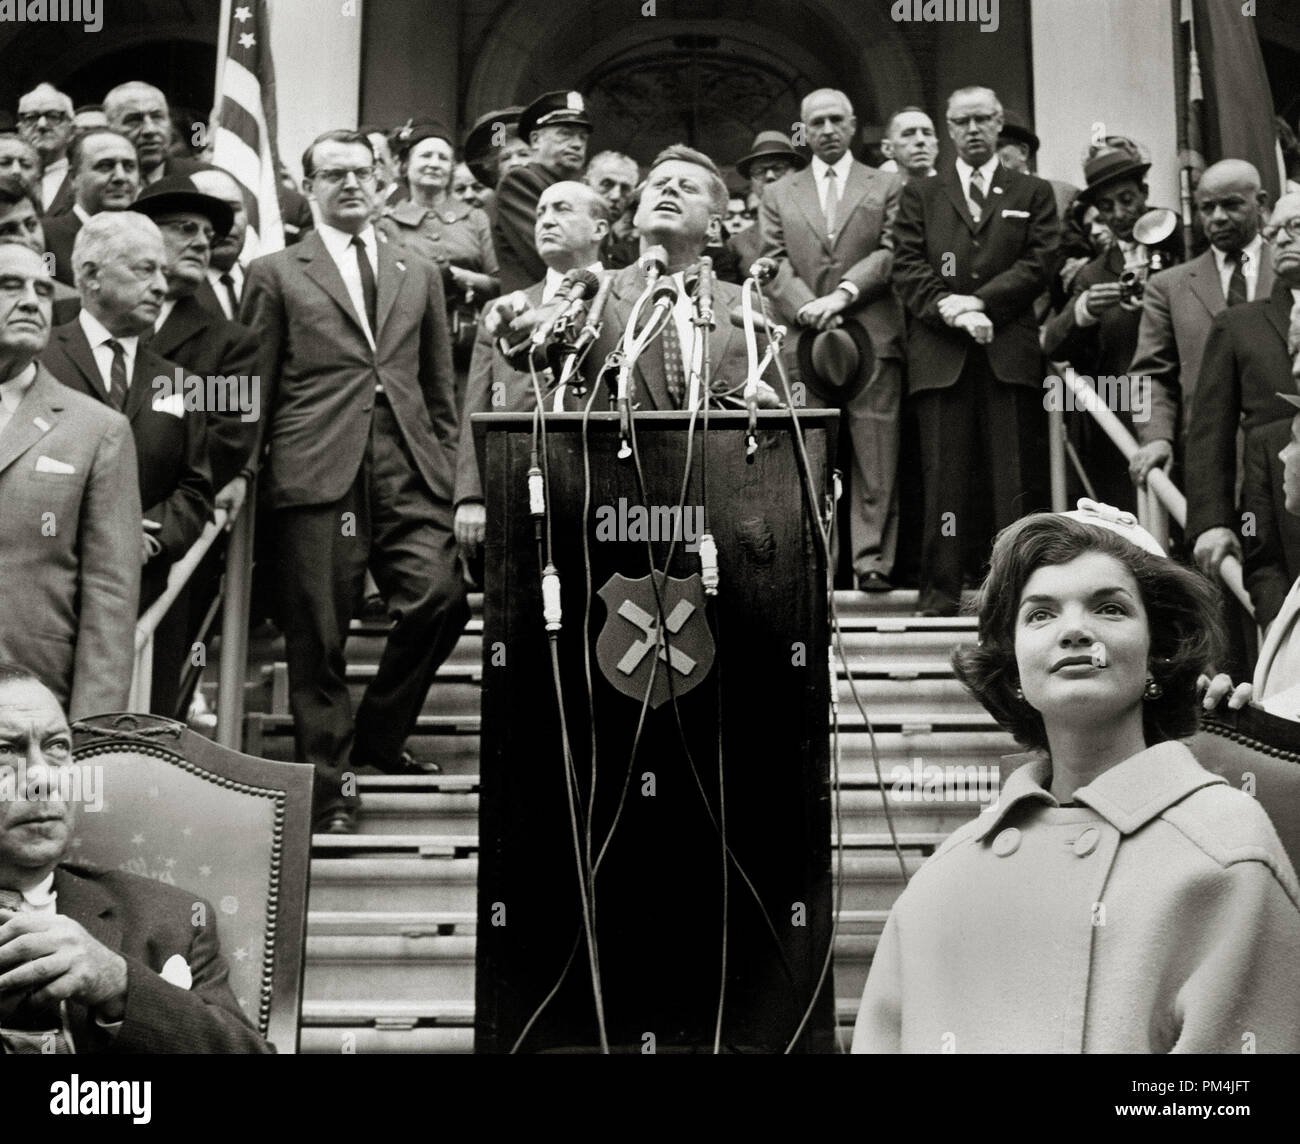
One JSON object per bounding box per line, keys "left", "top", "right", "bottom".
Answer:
{"left": 947, "top": 114, "right": 999, "bottom": 129}
{"left": 1262, "top": 218, "right": 1300, "bottom": 243}
{"left": 17, "top": 111, "right": 70, "bottom": 126}
{"left": 157, "top": 218, "right": 215, "bottom": 243}
{"left": 313, "top": 167, "right": 376, "bottom": 185}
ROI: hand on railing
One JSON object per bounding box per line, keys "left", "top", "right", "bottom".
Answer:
{"left": 1191, "top": 527, "right": 1244, "bottom": 580}
{"left": 1128, "top": 439, "right": 1173, "bottom": 487}
{"left": 215, "top": 475, "right": 249, "bottom": 525}
{"left": 141, "top": 520, "right": 163, "bottom": 564}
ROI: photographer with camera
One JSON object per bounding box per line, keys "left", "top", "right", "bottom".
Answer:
{"left": 1043, "top": 142, "right": 1182, "bottom": 513}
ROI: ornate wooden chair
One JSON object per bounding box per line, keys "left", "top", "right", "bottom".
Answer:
{"left": 1191, "top": 705, "right": 1300, "bottom": 874}
{"left": 71, "top": 714, "right": 313, "bottom": 1052}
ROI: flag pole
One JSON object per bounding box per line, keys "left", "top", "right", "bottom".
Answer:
{"left": 214, "top": 0, "right": 231, "bottom": 128}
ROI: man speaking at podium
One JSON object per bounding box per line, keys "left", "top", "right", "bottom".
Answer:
{"left": 491, "top": 144, "right": 778, "bottom": 413}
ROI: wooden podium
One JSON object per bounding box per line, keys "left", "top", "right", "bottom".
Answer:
{"left": 473, "top": 410, "right": 838, "bottom": 1053}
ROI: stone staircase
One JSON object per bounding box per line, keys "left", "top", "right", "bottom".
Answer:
{"left": 213, "top": 589, "right": 1011, "bottom": 1052}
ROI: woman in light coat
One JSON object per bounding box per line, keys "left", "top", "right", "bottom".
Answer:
{"left": 853, "top": 505, "right": 1300, "bottom": 1053}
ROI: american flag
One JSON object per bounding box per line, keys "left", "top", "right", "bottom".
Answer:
{"left": 211, "top": 0, "right": 285, "bottom": 255}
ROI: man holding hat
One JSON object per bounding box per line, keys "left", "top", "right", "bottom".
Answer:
{"left": 729, "top": 130, "right": 806, "bottom": 274}
{"left": 761, "top": 89, "right": 906, "bottom": 591}
{"left": 492, "top": 91, "right": 592, "bottom": 292}
{"left": 1042, "top": 142, "right": 1182, "bottom": 514}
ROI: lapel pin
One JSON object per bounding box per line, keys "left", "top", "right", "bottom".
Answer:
{"left": 992, "top": 186, "right": 1004, "bottom": 194}
{"left": 395, "top": 260, "right": 406, "bottom": 272}
{"left": 33, "top": 416, "right": 50, "bottom": 431}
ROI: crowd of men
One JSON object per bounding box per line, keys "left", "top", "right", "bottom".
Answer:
{"left": 3, "top": 73, "right": 1300, "bottom": 858}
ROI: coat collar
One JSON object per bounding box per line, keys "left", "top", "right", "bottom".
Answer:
{"left": 972, "top": 740, "right": 1225, "bottom": 841}
{"left": 293, "top": 227, "right": 405, "bottom": 344}
{"left": 386, "top": 197, "right": 471, "bottom": 228}
{"left": 1263, "top": 276, "right": 1293, "bottom": 347}
{"left": 0, "top": 363, "right": 67, "bottom": 475}
{"left": 149, "top": 293, "right": 210, "bottom": 357}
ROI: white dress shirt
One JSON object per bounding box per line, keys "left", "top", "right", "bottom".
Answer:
{"left": 78, "top": 308, "right": 138, "bottom": 398}
{"left": 73, "top": 202, "right": 92, "bottom": 226}
{"left": 811, "top": 151, "right": 854, "bottom": 223}
{"left": 955, "top": 155, "right": 1000, "bottom": 219}
{"left": 206, "top": 264, "right": 245, "bottom": 320}
{"left": 0, "top": 361, "right": 37, "bottom": 437}
{"left": 40, "top": 157, "right": 68, "bottom": 212}
{"left": 1213, "top": 234, "right": 1263, "bottom": 304}
{"left": 316, "top": 221, "right": 378, "bottom": 349}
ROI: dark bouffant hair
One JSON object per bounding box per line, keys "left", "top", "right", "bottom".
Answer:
{"left": 952, "top": 513, "right": 1225, "bottom": 752}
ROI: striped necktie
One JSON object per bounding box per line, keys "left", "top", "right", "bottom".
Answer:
{"left": 1225, "top": 250, "right": 1248, "bottom": 306}
{"left": 660, "top": 309, "right": 686, "bottom": 409}
{"left": 105, "top": 338, "right": 129, "bottom": 411}
{"left": 968, "top": 168, "right": 986, "bottom": 223}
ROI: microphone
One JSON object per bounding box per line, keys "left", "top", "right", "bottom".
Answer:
{"left": 749, "top": 256, "right": 779, "bottom": 283}
{"left": 691, "top": 255, "right": 714, "bottom": 327}
{"left": 534, "top": 267, "right": 601, "bottom": 346}
{"left": 565, "top": 271, "right": 615, "bottom": 358}
{"left": 639, "top": 244, "right": 669, "bottom": 282}
{"left": 728, "top": 306, "right": 786, "bottom": 337}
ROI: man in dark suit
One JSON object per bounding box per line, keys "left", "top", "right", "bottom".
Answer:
{"left": 493, "top": 90, "right": 592, "bottom": 292}
{"left": 102, "top": 83, "right": 202, "bottom": 188}
{"left": 42, "top": 127, "right": 140, "bottom": 286}
{"left": 16, "top": 82, "right": 76, "bottom": 215}
{"left": 0, "top": 243, "right": 139, "bottom": 720}
{"left": 241, "top": 129, "right": 469, "bottom": 834}
{"left": 762, "top": 90, "right": 905, "bottom": 591}
{"left": 891, "top": 85, "right": 1059, "bottom": 615}
{"left": 1042, "top": 147, "right": 1182, "bottom": 514}
{"left": 1129, "top": 160, "right": 1273, "bottom": 487}
{"left": 454, "top": 180, "right": 609, "bottom": 561}
{"left": 0, "top": 667, "right": 271, "bottom": 1053}
{"left": 40, "top": 212, "right": 213, "bottom": 716}
{"left": 190, "top": 166, "right": 251, "bottom": 320}
{"left": 1242, "top": 417, "right": 1300, "bottom": 629}
{"left": 1186, "top": 192, "right": 1300, "bottom": 580}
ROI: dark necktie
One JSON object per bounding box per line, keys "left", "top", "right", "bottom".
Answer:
{"left": 105, "top": 338, "right": 128, "bottom": 411}
{"left": 0, "top": 890, "right": 73, "bottom": 1054}
{"left": 1225, "top": 250, "right": 1248, "bottom": 307}
{"left": 660, "top": 308, "right": 686, "bottom": 409}
{"left": 351, "top": 235, "right": 377, "bottom": 333}
{"left": 968, "top": 168, "right": 986, "bottom": 223}
{"left": 823, "top": 166, "right": 840, "bottom": 236}
{"left": 219, "top": 271, "right": 240, "bottom": 318}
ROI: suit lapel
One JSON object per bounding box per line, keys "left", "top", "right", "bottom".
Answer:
{"left": 1257, "top": 242, "right": 1275, "bottom": 300}
{"left": 831, "top": 162, "right": 871, "bottom": 249}
{"left": 48, "top": 322, "right": 107, "bottom": 403}
{"left": 53, "top": 867, "right": 123, "bottom": 1051}
{"left": 0, "top": 367, "right": 61, "bottom": 475}
{"left": 124, "top": 345, "right": 158, "bottom": 421}
{"left": 151, "top": 295, "right": 206, "bottom": 359}
{"left": 1264, "top": 278, "right": 1292, "bottom": 349}
{"left": 791, "top": 169, "right": 833, "bottom": 252}
{"left": 1185, "top": 250, "right": 1225, "bottom": 317}
{"left": 974, "top": 163, "right": 1011, "bottom": 234}
{"left": 297, "top": 230, "right": 369, "bottom": 341}
{"left": 613, "top": 267, "right": 665, "bottom": 410}
{"left": 940, "top": 164, "right": 977, "bottom": 234}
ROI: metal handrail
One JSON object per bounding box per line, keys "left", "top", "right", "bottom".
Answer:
{"left": 1052, "top": 368, "right": 1254, "bottom": 617}
{"left": 134, "top": 509, "right": 229, "bottom": 654}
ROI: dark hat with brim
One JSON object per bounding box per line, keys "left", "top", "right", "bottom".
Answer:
{"left": 735, "top": 131, "right": 807, "bottom": 181}
{"left": 1078, "top": 149, "right": 1151, "bottom": 204}
{"left": 391, "top": 119, "right": 454, "bottom": 162}
{"left": 787, "top": 319, "right": 876, "bottom": 404}
{"left": 998, "top": 110, "right": 1039, "bottom": 155}
{"left": 463, "top": 106, "right": 522, "bottom": 185}
{"left": 517, "top": 90, "right": 592, "bottom": 143}
{"left": 129, "top": 174, "right": 233, "bottom": 242}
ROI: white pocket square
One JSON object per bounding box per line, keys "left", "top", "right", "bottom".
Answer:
{"left": 34, "top": 455, "right": 75, "bottom": 474}
{"left": 152, "top": 392, "right": 185, "bottom": 418}
{"left": 1001, "top": 208, "right": 1030, "bottom": 219}
{"left": 160, "top": 954, "right": 193, "bottom": 990}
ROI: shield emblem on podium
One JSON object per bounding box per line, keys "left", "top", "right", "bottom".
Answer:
{"left": 596, "top": 571, "right": 715, "bottom": 708}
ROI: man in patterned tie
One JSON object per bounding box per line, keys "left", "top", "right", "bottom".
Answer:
{"left": 1186, "top": 192, "right": 1300, "bottom": 584}
{"left": 0, "top": 665, "right": 270, "bottom": 1052}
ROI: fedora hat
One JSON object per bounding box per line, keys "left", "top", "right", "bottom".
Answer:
{"left": 735, "top": 131, "right": 807, "bottom": 181}
{"left": 785, "top": 320, "right": 875, "bottom": 404}
{"left": 998, "top": 110, "right": 1039, "bottom": 155}
{"left": 129, "top": 174, "right": 233, "bottom": 242}
{"left": 462, "top": 106, "right": 522, "bottom": 186}
{"left": 1078, "top": 149, "right": 1151, "bottom": 204}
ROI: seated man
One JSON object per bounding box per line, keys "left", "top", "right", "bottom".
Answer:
{"left": 0, "top": 664, "right": 271, "bottom": 1052}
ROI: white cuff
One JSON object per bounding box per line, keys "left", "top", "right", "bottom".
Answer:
{"left": 1073, "top": 291, "right": 1100, "bottom": 327}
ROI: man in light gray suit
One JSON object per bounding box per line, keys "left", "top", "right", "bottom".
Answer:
{"left": 761, "top": 88, "right": 906, "bottom": 591}
{"left": 1129, "top": 159, "right": 1273, "bottom": 490}
{"left": 0, "top": 242, "right": 140, "bottom": 719}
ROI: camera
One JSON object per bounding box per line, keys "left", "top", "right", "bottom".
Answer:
{"left": 1118, "top": 267, "right": 1146, "bottom": 303}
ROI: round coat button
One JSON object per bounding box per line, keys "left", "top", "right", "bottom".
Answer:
{"left": 992, "top": 828, "right": 1020, "bottom": 857}
{"left": 1073, "top": 828, "right": 1099, "bottom": 857}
